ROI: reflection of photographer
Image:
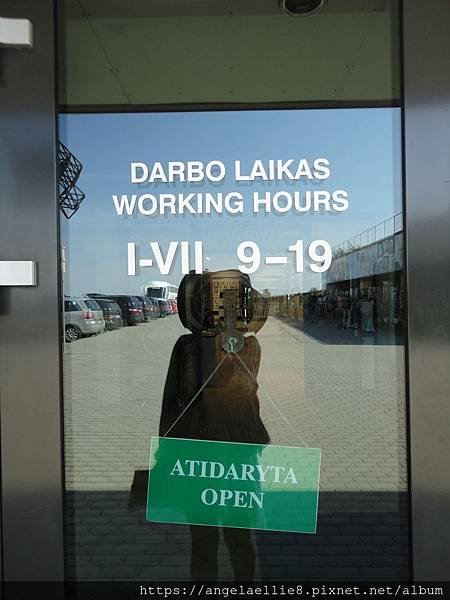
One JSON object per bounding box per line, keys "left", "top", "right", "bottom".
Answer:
{"left": 159, "top": 270, "right": 269, "bottom": 581}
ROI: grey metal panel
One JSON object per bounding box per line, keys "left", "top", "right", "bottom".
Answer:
{"left": 0, "top": 0, "right": 64, "bottom": 581}
{"left": 403, "top": 0, "right": 450, "bottom": 580}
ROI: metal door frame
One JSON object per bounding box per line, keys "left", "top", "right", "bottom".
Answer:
{"left": 402, "top": 0, "right": 450, "bottom": 580}
{"left": 0, "top": 0, "right": 64, "bottom": 583}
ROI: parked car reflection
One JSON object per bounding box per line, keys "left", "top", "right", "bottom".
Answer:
{"left": 64, "top": 296, "right": 105, "bottom": 342}
{"left": 167, "top": 298, "right": 178, "bottom": 315}
{"left": 89, "top": 294, "right": 142, "bottom": 326}
{"left": 149, "top": 297, "right": 169, "bottom": 317}
{"left": 135, "top": 295, "right": 155, "bottom": 322}
{"left": 91, "top": 297, "right": 122, "bottom": 331}
{"left": 147, "top": 297, "right": 160, "bottom": 319}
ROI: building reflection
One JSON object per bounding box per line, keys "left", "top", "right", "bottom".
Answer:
{"left": 267, "top": 213, "right": 404, "bottom": 345}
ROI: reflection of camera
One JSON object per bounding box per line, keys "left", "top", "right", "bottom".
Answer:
{"left": 178, "top": 270, "right": 267, "bottom": 345}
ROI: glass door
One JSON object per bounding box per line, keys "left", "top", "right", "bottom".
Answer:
{"left": 58, "top": 0, "right": 408, "bottom": 582}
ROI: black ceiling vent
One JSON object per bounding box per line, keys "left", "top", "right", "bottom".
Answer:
{"left": 281, "top": 0, "right": 326, "bottom": 17}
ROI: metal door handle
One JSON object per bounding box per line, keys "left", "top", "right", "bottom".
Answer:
{"left": 0, "top": 17, "right": 33, "bottom": 48}
{"left": 0, "top": 261, "right": 37, "bottom": 286}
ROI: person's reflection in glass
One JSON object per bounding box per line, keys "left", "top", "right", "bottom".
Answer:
{"left": 360, "top": 294, "right": 376, "bottom": 333}
{"left": 158, "top": 270, "right": 269, "bottom": 582}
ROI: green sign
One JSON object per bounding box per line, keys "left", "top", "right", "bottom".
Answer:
{"left": 146, "top": 437, "right": 321, "bottom": 534}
